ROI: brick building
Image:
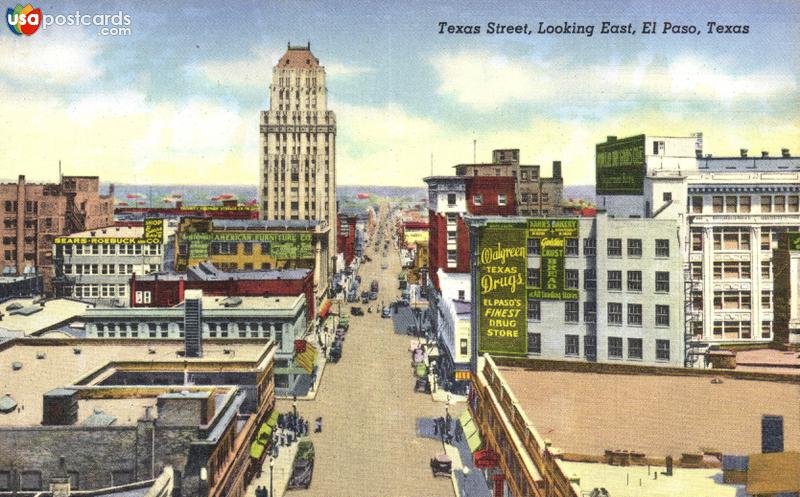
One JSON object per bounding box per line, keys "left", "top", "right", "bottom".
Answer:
{"left": 1, "top": 175, "right": 114, "bottom": 292}
{"left": 130, "top": 262, "right": 315, "bottom": 320}
{"left": 336, "top": 211, "right": 358, "bottom": 267}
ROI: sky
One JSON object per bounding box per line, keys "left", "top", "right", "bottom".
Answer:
{"left": 2, "top": 0, "right": 798, "bottom": 186}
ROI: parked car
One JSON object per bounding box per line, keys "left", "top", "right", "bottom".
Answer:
{"left": 287, "top": 439, "right": 315, "bottom": 489}
{"left": 381, "top": 307, "right": 391, "bottom": 318}
{"left": 370, "top": 280, "right": 379, "bottom": 292}
{"left": 361, "top": 295, "right": 370, "bottom": 304}
{"left": 350, "top": 306, "right": 364, "bottom": 316}
{"left": 369, "top": 291, "right": 378, "bottom": 300}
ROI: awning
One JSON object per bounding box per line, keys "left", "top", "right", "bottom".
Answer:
{"left": 319, "top": 299, "right": 332, "bottom": 318}
{"left": 250, "top": 439, "right": 266, "bottom": 459}
{"left": 460, "top": 410, "right": 482, "bottom": 453}
{"left": 294, "top": 342, "right": 318, "bottom": 374}
{"left": 266, "top": 410, "right": 280, "bottom": 429}
{"left": 415, "top": 362, "right": 428, "bottom": 378}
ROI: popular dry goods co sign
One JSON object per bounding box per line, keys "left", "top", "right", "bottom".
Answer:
{"left": 595, "top": 134, "right": 646, "bottom": 195}
{"left": 476, "top": 218, "right": 580, "bottom": 356}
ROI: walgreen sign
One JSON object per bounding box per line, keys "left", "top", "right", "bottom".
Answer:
{"left": 183, "top": 231, "right": 314, "bottom": 260}
{"left": 596, "top": 134, "right": 646, "bottom": 195}
{"left": 476, "top": 223, "right": 527, "bottom": 356}
{"left": 527, "top": 218, "right": 579, "bottom": 301}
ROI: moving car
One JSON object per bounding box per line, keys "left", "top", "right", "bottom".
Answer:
{"left": 370, "top": 280, "right": 379, "bottom": 293}
{"left": 287, "top": 439, "right": 315, "bottom": 489}
{"left": 381, "top": 307, "right": 391, "bottom": 318}
{"left": 350, "top": 306, "right": 364, "bottom": 316}
{"left": 369, "top": 291, "right": 378, "bottom": 301}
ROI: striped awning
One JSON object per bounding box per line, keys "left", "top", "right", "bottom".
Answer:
{"left": 294, "top": 342, "right": 318, "bottom": 374}
{"left": 460, "top": 410, "right": 482, "bottom": 453}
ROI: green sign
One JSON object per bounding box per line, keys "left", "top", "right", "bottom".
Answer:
{"left": 182, "top": 231, "right": 314, "bottom": 260}
{"left": 476, "top": 223, "right": 527, "bottom": 355}
{"left": 596, "top": 134, "right": 646, "bottom": 195}
{"left": 788, "top": 232, "right": 800, "bottom": 251}
{"left": 527, "top": 218, "right": 579, "bottom": 300}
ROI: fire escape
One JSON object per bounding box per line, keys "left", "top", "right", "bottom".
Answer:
{"left": 683, "top": 262, "right": 704, "bottom": 367}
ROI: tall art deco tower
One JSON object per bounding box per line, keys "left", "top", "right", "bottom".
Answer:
{"left": 259, "top": 43, "right": 337, "bottom": 286}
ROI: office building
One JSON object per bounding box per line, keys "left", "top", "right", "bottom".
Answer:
{"left": 0, "top": 175, "right": 114, "bottom": 292}
{"left": 595, "top": 134, "right": 800, "bottom": 346}
{"left": 259, "top": 43, "right": 336, "bottom": 292}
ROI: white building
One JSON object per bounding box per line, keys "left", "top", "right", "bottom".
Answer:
{"left": 259, "top": 43, "right": 336, "bottom": 284}
{"left": 597, "top": 133, "right": 800, "bottom": 345}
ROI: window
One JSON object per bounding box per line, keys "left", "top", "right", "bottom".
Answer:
{"left": 527, "top": 268, "right": 540, "bottom": 287}
{"left": 583, "top": 269, "right": 596, "bottom": 290}
{"left": 761, "top": 322, "right": 772, "bottom": 339}
{"left": 761, "top": 195, "right": 772, "bottom": 213}
{"left": 583, "top": 301, "right": 596, "bottom": 322}
{"left": 628, "top": 338, "right": 643, "bottom": 359}
{"left": 607, "top": 271, "right": 622, "bottom": 291}
{"left": 691, "top": 229, "right": 703, "bottom": 251}
{"left": 527, "top": 238, "right": 540, "bottom": 255}
{"left": 627, "top": 271, "right": 642, "bottom": 291}
{"left": 527, "top": 299, "right": 541, "bottom": 320}
{"left": 607, "top": 238, "right": 622, "bottom": 257}
{"left": 691, "top": 196, "right": 703, "bottom": 213}
{"left": 497, "top": 194, "right": 507, "bottom": 206}
{"left": 761, "top": 260, "right": 771, "bottom": 279}
{"left": 761, "top": 229, "right": 772, "bottom": 250}
{"left": 712, "top": 196, "right": 724, "bottom": 213}
{"left": 713, "top": 261, "right": 751, "bottom": 279}
{"left": 243, "top": 243, "right": 253, "bottom": 255}
{"left": 713, "top": 228, "right": 751, "bottom": 251}
{"left": 655, "top": 239, "right": 670, "bottom": 257}
{"left": 473, "top": 194, "right": 483, "bottom": 205}
{"left": 713, "top": 291, "right": 752, "bottom": 310}
{"left": 447, "top": 250, "right": 457, "bottom": 266}
{"left": 655, "top": 305, "right": 670, "bottom": 326}
{"left": 460, "top": 339, "right": 468, "bottom": 356}
{"left": 663, "top": 191, "right": 672, "bottom": 202}
{"left": 608, "top": 337, "right": 623, "bottom": 358}
{"left": 608, "top": 302, "right": 623, "bottom": 324}
{"left": 564, "top": 238, "right": 579, "bottom": 256}
{"left": 565, "top": 335, "right": 579, "bottom": 356}
{"left": 789, "top": 195, "right": 799, "bottom": 212}
{"left": 20, "top": 471, "right": 42, "bottom": 491}
{"left": 762, "top": 290, "right": 771, "bottom": 309}
{"left": 565, "top": 269, "right": 579, "bottom": 289}
{"left": 691, "top": 262, "right": 703, "bottom": 280}
{"left": 740, "top": 196, "right": 751, "bottom": 213}
{"left": 653, "top": 140, "right": 665, "bottom": 154}
{"left": 447, "top": 193, "right": 456, "bottom": 206}
{"left": 725, "top": 196, "right": 738, "bottom": 213}
{"left": 627, "top": 303, "right": 642, "bottom": 325}
{"left": 583, "top": 238, "right": 596, "bottom": 256}
{"left": 627, "top": 239, "right": 642, "bottom": 257}
{"left": 655, "top": 271, "right": 670, "bottom": 292}
{"left": 565, "top": 301, "right": 579, "bottom": 322}
{"left": 527, "top": 333, "right": 541, "bottom": 354}
{"left": 655, "top": 340, "right": 670, "bottom": 361}
{"left": 584, "top": 335, "right": 596, "bottom": 358}
{"left": 774, "top": 195, "right": 786, "bottom": 213}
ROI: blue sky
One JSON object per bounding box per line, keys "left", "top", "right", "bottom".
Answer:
{"left": 2, "top": 0, "right": 798, "bottom": 185}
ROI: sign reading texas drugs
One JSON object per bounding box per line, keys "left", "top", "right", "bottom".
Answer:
{"left": 476, "top": 223, "right": 527, "bottom": 355}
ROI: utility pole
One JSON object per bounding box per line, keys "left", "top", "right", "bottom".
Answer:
{"left": 473, "top": 139, "right": 476, "bottom": 163}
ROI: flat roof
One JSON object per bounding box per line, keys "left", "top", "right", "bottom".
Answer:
{"left": 78, "top": 397, "right": 159, "bottom": 426}
{"left": 499, "top": 368, "right": 800, "bottom": 457}
{"left": 734, "top": 349, "right": 800, "bottom": 375}
{"left": 1, "top": 298, "right": 91, "bottom": 335}
{"left": 559, "top": 461, "right": 741, "bottom": 497}
{"left": 0, "top": 339, "right": 269, "bottom": 426}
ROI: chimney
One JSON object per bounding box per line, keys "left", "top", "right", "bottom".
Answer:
{"left": 552, "top": 161, "right": 562, "bottom": 180}
{"left": 183, "top": 289, "right": 203, "bottom": 358}
{"left": 781, "top": 148, "right": 790, "bottom": 158}
{"left": 740, "top": 149, "right": 748, "bottom": 158}
{"left": 606, "top": 136, "right": 617, "bottom": 142}
{"left": 761, "top": 151, "right": 769, "bottom": 158}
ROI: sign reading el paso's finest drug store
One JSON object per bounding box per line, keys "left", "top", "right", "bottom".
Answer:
{"left": 476, "top": 223, "right": 527, "bottom": 355}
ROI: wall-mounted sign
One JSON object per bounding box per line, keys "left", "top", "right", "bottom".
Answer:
{"left": 476, "top": 223, "right": 527, "bottom": 355}
{"left": 527, "top": 218, "right": 579, "bottom": 301}
{"left": 54, "top": 218, "right": 164, "bottom": 245}
{"left": 182, "top": 231, "right": 314, "bottom": 260}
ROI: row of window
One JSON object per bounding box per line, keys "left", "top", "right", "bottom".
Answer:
{"left": 690, "top": 260, "right": 773, "bottom": 280}
{"left": 63, "top": 263, "right": 160, "bottom": 276}
{"left": 527, "top": 300, "right": 671, "bottom": 326}
{"left": 59, "top": 244, "right": 162, "bottom": 256}
{"left": 690, "top": 194, "right": 800, "bottom": 214}
{"left": 527, "top": 333, "right": 671, "bottom": 361}
{"left": 526, "top": 269, "right": 671, "bottom": 293}
{"left": 70, "top": 284, "right": 127, "bottom": 298}
{"left": 527, "top": 237, "right": 670, "bottom": 258}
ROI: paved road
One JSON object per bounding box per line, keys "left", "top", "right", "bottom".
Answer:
{"left": 277, "top": 217, "right": 453, "bottom": 497}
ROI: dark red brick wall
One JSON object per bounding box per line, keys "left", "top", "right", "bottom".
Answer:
{"left": 337, "top": 215, "right": 357, "bottom": 266}
{"left": 465, "top": 176, "right": 517, "bottom": 215}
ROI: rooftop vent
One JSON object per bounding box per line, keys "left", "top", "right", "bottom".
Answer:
{"left": 73, "top": 347, "right": 81, "bottom": 355}
{"left": 740, "top": 148, "right": 748, "bottom": 158}
{"left": 761, "top": 151, "right": 769, "bottom": 158}
{"left": 782, "top": 148, "right": 791, "bottom": 157}
{"left": 36, "top": 352, "right": 45, "bottom": 360}
{"left": 12, "top": 361, "right": 22, "bottom": 370}
{"left": 148, "top": 346, "right": 156, "bottom": 355}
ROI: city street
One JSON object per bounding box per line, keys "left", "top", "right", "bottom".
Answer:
{"left": 275, "top": 218, "right": 454, "bottom": 497}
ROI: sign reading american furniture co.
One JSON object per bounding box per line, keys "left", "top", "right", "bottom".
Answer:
{"left": 596, "top": 134, "right": 646, "bottom": 195}
{"left": 527, "top": 218, "right": 579, "bottom": 301}
{"left": 182, "top": 231, "right": 314, "bottom": 260}
{"left": 476, "top": 223, "right": 527, "bottom": 355}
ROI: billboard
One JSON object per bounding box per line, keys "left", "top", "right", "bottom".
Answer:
{"left": 596, "top": 134, "right": 646, "bottom": 195}
{"left": 182, "top": 231, "right": 314, "bottom": 260}
{"left": 54, "top": 218, "right": 164, "bottom": 245}
{"left": 527, "top": 218, "right": 579, "bottom": 300}
{"left": 476, "top": 223, "right": 527, "bottom": 355}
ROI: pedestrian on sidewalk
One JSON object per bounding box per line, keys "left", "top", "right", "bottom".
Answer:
{"left": 455, "top": 422, "right": 463, "bottom": 442}
{"left": 433, "top": 418, "right": 439, "bottom": 436}
{"left": 315, "top": 417, "right": 322, "bottom": 433}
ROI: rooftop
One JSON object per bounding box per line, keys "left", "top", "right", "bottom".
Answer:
{"left": 65, "top": 223, "right": 176, "bottom": 240}
{"left": 277, "top": 43, "right": 320, "bottom": 69}
{"left": 0, "top": 339, "right": 270, "bottom": 426}
{"left": 734, "top": 348, "right": 800, "bottom": 375}
{"left": 0, "top": 298, "right": 92, "bottom": 335}
{"left": 138, "top": 262, "right": 311, "bottom": 282}
{"left": 499, "top": 368, "right": 799, "bottom": 457}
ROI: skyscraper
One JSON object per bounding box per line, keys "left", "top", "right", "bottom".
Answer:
{"left": 259, "top": 43, "right": 336, "bottom": 298}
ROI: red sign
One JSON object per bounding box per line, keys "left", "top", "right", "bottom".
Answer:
{"left": 474, "top": 449, "right": 500, "bottom": 469}
{"left": 294, "top": 340, "right": 307, "bottom": 353}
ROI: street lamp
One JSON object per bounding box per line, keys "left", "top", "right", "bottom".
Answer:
{"left": 269, "top": 456, "right": 274, "bottom": 497}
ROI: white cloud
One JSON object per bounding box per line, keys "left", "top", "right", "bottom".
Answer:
{"left": 0, "top": 30, "right": 103, "bottom": 85}
{"left": 326, "top": 62, "right": 375, "bottom": 78}
{"left": 432, "top": 50, "right": 798, "bottom": 111}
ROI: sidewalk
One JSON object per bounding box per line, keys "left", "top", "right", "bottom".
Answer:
{"left": 416, "top": 417, "right": 489, "bottom": 497}
{"left": 276, "top": 314, "right": 336, "bottom": 401}
{"left": 245, "top": 430, "right": 299, "bottom": 497}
